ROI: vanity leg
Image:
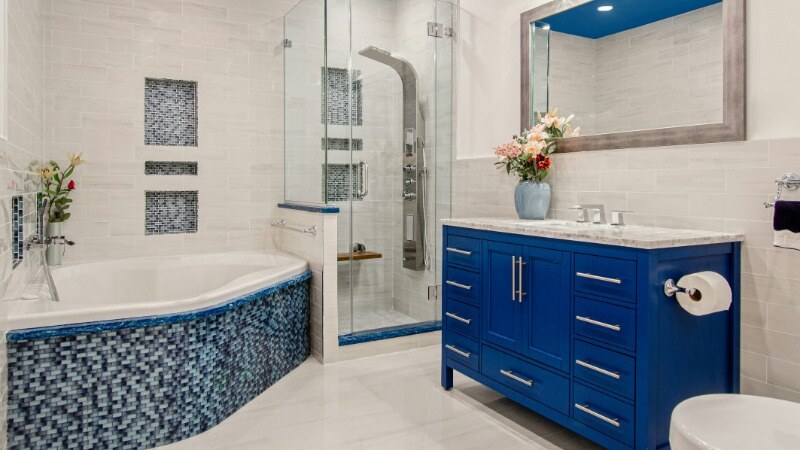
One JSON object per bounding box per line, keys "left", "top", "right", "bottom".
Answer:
{"left": 442, "top": 363, "right": 453, "bottom": 390}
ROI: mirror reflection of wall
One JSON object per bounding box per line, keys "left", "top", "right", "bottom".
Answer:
{"left": 531, "top": 0, "right": 723, "bottom": 136}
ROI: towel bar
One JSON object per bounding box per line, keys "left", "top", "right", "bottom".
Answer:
{"left": 765, "top": 173, "right": 800, "bottom": 208}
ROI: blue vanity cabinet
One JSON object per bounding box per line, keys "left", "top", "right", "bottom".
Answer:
{"left": 442, "top": 225, "right": 741, "bottom": 450}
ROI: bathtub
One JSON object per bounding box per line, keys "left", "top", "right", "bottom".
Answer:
{"left": 8, "top": 250, "right": 308, "bottom": 330}
{"left": 5, "top": 251, "right": 312, "bottom": 450}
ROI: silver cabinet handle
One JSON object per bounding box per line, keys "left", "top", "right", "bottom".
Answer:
{"left": 446, "top": 247, "right": 472, "bottom": 256}
{"left": 445, "top": 344, "right": 471, "bottom": 358}
{"left": 517, "top": 257, "right": 525, "bottom": 302}
{"left": 446, "top": 280, "right": 472, "bottom": 291}
{"left": 500, "top": 370, "right": 533, "bottom": 387}
{"left": 511, "top": 255, "right": 516, "bottom": 301}
{"left": 576, "top": 272, "right": 622, "bottom": 285}
{"left": 445, "top": 312, "right": 472, "bottom": 324}
{"left": 576, "top": 360, "right": 621, "bottom": 379}
{"left": 575, "top": 404, "right": 620, "bottom": 427}
{"left": 575, "top": 316, "right": 621, "bottom": 332}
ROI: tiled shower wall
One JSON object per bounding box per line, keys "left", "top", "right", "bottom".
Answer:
{"left": 547, "top": 4, "right": 723, "bottom": 136}
{"left": 453, "top": 138, "right": 800, "bottom": 403}
{"left": 0, "top": 0, "right": 47, "bottom": 444}
{"left": 44, "top": 0, "right": 296, "bottom": 262}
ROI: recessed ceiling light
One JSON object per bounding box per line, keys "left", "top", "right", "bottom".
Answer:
{"left": 597, "top": 5, "right": 614, "bottom": 12}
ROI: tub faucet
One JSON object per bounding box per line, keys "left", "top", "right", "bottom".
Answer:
{"left": 23, "top": 198, "right": 73, "bottom": 302}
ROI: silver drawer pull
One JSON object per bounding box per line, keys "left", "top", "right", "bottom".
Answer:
{"left": 446, "top": 280, "right": 472, "bottom": 291}
{"left": 445, "top": 312, "right": 472, "bottom": 324}
{"left": 500, "top": 370, "right": 533, "bottom": 387}
{"left": 576, "top": 360, "right": 621, "bottom": 379}
{"left": 445, "top": 344, "right": 471, "bottom": 358}
{"left": 447, "top": 247, "right": 472, "bottom": 256}
{"left": 575, "top": 404, "right": 620, "bottom": 427}
{"left": 575, "top": 315, "right": 621, "bottom": 332}
{"left": 576, "top": 272, "right": 622, "bottom": 285}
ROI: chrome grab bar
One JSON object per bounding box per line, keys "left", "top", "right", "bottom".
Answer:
{"left": 500, "top": 370, "right": 533, "bottom": 387}
{"left": 576, "top": 316, "right": 621, "bottom": 332}
{"left": 446, "top": 280, "right": 472, "bottom": 291}
{"left": 576, "top": 360, "right": 621, "bottom": 379}
{"left": 575, "top": 404, "right": 620, "bottom": 427}
{"left": 445, "top": 312, "right": 471, "bottom": 324}
{"left": 270, "top": 219, "right": 317, "bottom": 236}
{"left": 445, "top": 344, "right": 471, "bottom": 358}
{"left": 576, "top": 272, "right": 622, "bottom": 285}
{"left": 358, "top": 161, "right": 369, "bottom": 199}
{"left": 446, "top": 247, "right": 472, "bottom": 256}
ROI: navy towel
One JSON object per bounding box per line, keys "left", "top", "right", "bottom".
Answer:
{"left": 774, "top": 200, "right": 800, "bottom": 233}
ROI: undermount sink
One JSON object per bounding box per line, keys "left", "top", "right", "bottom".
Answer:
{"left": 510, "top": 220, "right": 617, "bottom": 230}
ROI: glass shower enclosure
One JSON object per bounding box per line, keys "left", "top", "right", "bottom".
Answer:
{"left": 284, "top": 0, "right": 455, "bottom": 340}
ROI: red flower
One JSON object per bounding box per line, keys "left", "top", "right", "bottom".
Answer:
{"left": 535, "top": 155, "right": 551, "bottom": 170}
{"left": 67, "top": 180, "right": 76, "bottom": 190}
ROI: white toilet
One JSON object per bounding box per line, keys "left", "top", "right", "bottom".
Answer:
{"left": 670, "top": 394, "right": 800, "bottom": 449}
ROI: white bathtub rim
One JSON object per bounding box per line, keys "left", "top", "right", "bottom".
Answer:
{"left": 8, "top": 251, "right": 309, "bottom": 331}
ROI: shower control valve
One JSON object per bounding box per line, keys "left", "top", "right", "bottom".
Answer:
{"left": 403, "top": 179, "right": 416, "bottom": 186}
{"left": 403, "top": 164, "right": 416, "bottom": 173}
{"left": 403, "top": 192, "right": 417, "bottom": 200}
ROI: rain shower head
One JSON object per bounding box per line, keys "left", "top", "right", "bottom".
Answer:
{"left": 358, "top": 46, "right": 416, "bottom": 81}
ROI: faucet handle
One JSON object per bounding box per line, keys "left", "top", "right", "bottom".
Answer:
{"left": 610, "top": 210, "right": 631, "bottom": 226}
{"left": 570, "top": 205, "right": 588, "bottom": 223}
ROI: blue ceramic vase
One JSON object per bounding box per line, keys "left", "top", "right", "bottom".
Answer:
{"left": 514, "top": 181, "right": 550, "bottom": 220}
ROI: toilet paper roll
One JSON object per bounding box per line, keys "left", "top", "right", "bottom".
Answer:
{"left": 676, "top": 271, "right": 732, "bottom": 316}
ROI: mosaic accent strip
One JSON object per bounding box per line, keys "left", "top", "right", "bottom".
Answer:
{"left": 12, "top": 195, "right": 23, "bottom": 267}
{"left": 145, "top": 78, "right": 198, "bottom": 147}
{"left": 145, "top": 161, "right": 199, "bottom": 176}
{"left": 338, "top": 322, "right": 441, "bottom": 346}
{"left": 324, "top": 164, "right": 363, "bottom": 203}
{"left": 322, "top": 67, "right": 363, "bottom": 126}
{"left": 323, "top": 137, "right": 363, "bottom": 151}
{"left": 6, "top": 276, "right": 310, "bottom": 450}
{"left": 145, "top": 190, "right": 198, "bottom": 235}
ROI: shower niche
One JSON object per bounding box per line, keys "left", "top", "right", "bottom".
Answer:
{"left": 284, "top": 0, "right": 455, "bottom": 340}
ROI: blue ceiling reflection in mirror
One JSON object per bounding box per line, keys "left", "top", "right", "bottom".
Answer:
{"left": 538, "top": 0, "right": 723, "bottom": 39}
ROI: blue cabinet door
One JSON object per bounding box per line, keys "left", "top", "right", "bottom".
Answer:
{"left": 519, "top": 246, "right": 571, "bottom": 372}
{"left": 482, "top": 240, "right": 521, "bottom": 352}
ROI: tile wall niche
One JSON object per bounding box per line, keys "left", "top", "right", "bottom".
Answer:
{"left": 144, "top": 161, "right": 198, "bottom": 176}
{"left": 144, "top": 78, "right": 198, "bottom": 147}
{"left": 452, "top": 138, "right": 800, "bottom": 403}
{"left": 144, "top": 191, "right": 199, "bottom": 235}
{"left": 44, "top": 0, "right": 295, "bottom": 262}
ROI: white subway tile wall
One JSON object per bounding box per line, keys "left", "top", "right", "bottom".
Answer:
{"left": 44, "top": 0, "right": 296, "bottom": 262}
{"left": 454, "top": 138, "right": 800, "bottom": 402}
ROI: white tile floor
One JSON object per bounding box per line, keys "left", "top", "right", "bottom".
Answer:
{"left": 159, "top": 346, "right": 600, "bottom": 449}
{"left": 338, "top": 310, "right": 419, "bottom": 334}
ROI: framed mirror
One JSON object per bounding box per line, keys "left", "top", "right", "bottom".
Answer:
{"left": 521, "top": 0, "right": 745, "bottom": 152}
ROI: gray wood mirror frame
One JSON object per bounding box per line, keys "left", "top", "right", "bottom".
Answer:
{"left": 521, "top": 0, "right": 745, "bottom": 153}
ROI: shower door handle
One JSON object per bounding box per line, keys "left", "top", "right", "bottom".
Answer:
{"left": 358, "top": 161, "right": 369, "bottom": 199}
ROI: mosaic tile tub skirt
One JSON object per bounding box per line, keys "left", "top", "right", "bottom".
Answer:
{"left": 5, "top": 272, "right": 311, "bottom": 450}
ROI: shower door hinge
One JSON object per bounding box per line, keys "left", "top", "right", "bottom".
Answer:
{"left": 428, "top": 285, "right": 442, "bottom": 301}
{"left": 428, "top": 22, "right": 444, "bottom": 38}
{"left": 283, "top": 39, "right": 292, "bottom": 48}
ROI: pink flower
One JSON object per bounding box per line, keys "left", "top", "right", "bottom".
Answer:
{"left": 493, "top": 142, "right": 522, "bottom": 159}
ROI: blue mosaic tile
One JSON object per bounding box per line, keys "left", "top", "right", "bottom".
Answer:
{"left": 145, "top": 161, "right": 198, "bottom": 176}
{"left": 277, "top": 203, "right": 340, "bottom": 214}
{"left": 145, "top": 190, "right": 198, "bottom": 235}
{"left": 322, "top": 67, "right": 363, "bottom": 126}
{"left": 6, "top": 273, "right": 311, "bottom": 449}
{"left": 145, "top": 78, "right": 198, "bottom": 147}
{"left": 324, "top": 164, "right": 363, "bottom": 203}
{"left": 323, "top": 137, "right": 363, "bottom": 151}
{"left": 338, "top": 322, "right": 441, "bottom": 346}
{"left": 11, "top": 195, "right": 23, "bottom": 267}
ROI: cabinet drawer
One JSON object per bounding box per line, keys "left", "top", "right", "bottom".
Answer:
{"left": 445, "top": 235, "right": 481, "bottom": 270}
{"left": 444, "top": 267, "right": 481, "bottom": 306}
{"left": 443, "top": 331, "right": 480, "bottom": 372}
{"left": 444, "top": 299, "right": 480, "bottom": 339}
{"left": 574, "top": 340, "right": 635, "bottom": 400}
{"left": 482, "top": 345, "right": 569, "bottom": 415}
{"left": 574, "top": 254, "right": 636, "bottom": 303}
{"left": 573, "top": 383, "right": 635, "bottom": 447}
{"left": 574, "top": 296, "right": 636, "bottom": 352}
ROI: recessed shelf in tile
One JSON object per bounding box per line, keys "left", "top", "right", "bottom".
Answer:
{"left": 145, "top": 78, "right": 198, "bottom": 147}
{"left": 145, "top": 191, "right": 198, "bottom": 235}
{"left": 145, "top": 161, "right": 198, "bottom": 176}
{"left": 322, "top": 68, "right": 363, "bottom": 126}
{"left": 323, "top": 138, "right": 363, "bottom": 151}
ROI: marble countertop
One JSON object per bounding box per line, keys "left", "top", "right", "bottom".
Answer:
{"left": 442, "top": 218, "right": 744, "bottom": 250}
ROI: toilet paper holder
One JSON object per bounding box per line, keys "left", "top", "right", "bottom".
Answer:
{"left": 664, "top": 279, "right": 702, "bottom": 301}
